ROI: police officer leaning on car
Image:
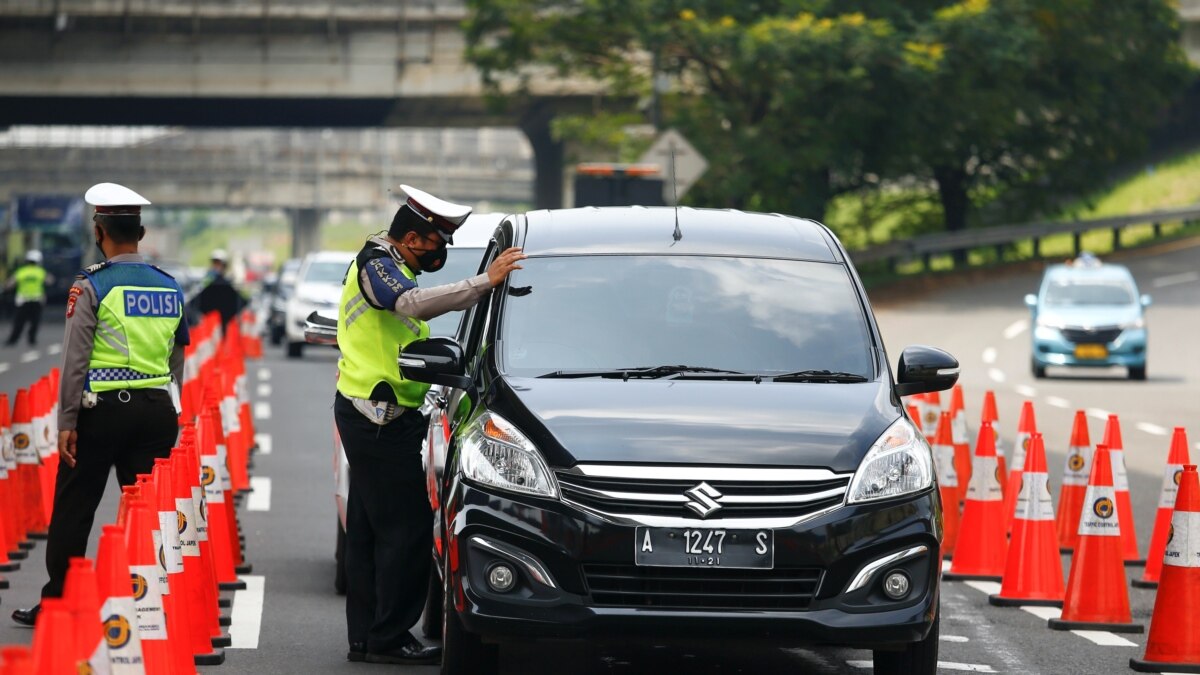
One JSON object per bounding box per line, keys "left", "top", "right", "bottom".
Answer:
{"left": 11, "top": 182, "right": 189, "bottom": 627}
{"left": 335, "top": 185, "right": 523, "bottom": 665}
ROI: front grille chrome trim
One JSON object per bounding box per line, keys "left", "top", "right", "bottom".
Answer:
{"left": 568, "top": 464, "right": 851, "bottom": 482}
{"left": 560, "top": 482, "right": 848, "bottom": 505}
{"left": 560, "top": 497, "right": 845, "bottom": 529}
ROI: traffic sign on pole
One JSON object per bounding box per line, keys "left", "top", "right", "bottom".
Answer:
{"left": 638, "top": 129, "right": 708, "bottom": 204}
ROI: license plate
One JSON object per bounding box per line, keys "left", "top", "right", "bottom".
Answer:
{"left": 634, "top": 527, "right": 774, "bottom": 569}
{"left": 1074, "top": 343, "right": 1108, "bottom": 359}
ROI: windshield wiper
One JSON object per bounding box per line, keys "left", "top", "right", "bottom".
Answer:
{"left": 770, "top": 369, "right": 868, "bottom": 383}
{"left": 537, "top": 365, "right": 750, "bottom": 380}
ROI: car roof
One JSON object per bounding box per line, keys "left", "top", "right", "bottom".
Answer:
{"left": 452, "top": 212, "right": 505, "bottom": 249}
{"left": 519, "top": 207, "right": 839, "bottom": 262}
{"left": 303, "top": 250, "right": 355, "bottom": 263}
{"left": 1043, "top": 262, "right": 1134, "bottom": 284}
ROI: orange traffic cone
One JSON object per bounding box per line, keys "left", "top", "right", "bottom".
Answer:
{"left": 981, "top": 390, "right": 1008, "bottom": 497}
{"left": 1102, "top": 415, "right": 1143, "bottom": 565}
{"left": 199, "top": 408, "right": 244, "bottom": 591}
{"left": 906, "top": 403, "right": 922, "bottom": 433}
{"left": 1135, "top": 427, "right": 1192, "bottom": 589}
{"left": 172, "top": 449, "right": 228, "bottom": 650}
{"left": 32, "top": 378, "right": 57, "bottom": 527}
{"left": 1130, "top": 464, "right": 1200, "bottom": 673}
{"left": 0, "top": 646, "right": 35, "bottom": 675}
{"left": 0, "top": 392, "right": 28, "bottom": 562}
{"left": 1055, "top": 410, "right": 1092, "bottom": 552}
{"left": 989, "top": 433, "right": 1063, "bottom": 606}
{"left": 944, "top": 421, "right": 1007, "bottom": 581}
{"left": 920, "top": 392, "right": 942, "bottom": 443}
{"left": 63, "top": 558, "right": 108, "bottom": 671}
{"left": 1002, "top": 400, "right": 1038, "bottom": 535}
{"left": 152, "top": 462, "right": 201, "bottom": 675}
{"left": 1048, "top": 445, "right": 1142, "bottom": 633}
{"left": 932, "top": 411, "right": 960, "bottom": 558}
{"left": 948, "top": 384, "right": 973, "bottom": 507}
{"left": 0, "top": 398, "right": 16, "bottom": 572}
{"left": 97, "top": 523, "right": 146, "bottom": 674}
{"left": 11, "top": 389, "right": 47, "bottom": 539}
{"left": 125, "top": 497, "right": 175, "bottom": 675}
{"left": 31, "top": 598, "right": 77, "bottom": 674}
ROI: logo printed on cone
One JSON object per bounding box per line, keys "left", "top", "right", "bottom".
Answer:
{"left": 1094, "top": 497, "right": 1115, "bottom": 519}
{"left": 1163, "top": 511, "right": 1199, "bottom": 567}
{"left": 131, "top": 574, "right": 147, "bottom": 602}
{"left": 1080, "top": 487, "right": 1120, "bottom": 534}
{"left": 1068, "top": 452, "right": 1086, "bottom": 473}
{"left": 104, "top": 614, "right": 132, "bottom": 649}
{"left": 1160, "top": 466, "right": 1184, "bottom": 509}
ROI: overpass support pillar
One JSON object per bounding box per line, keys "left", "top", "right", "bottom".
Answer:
{"left": 292, "top": 208, "right": 321, "bottom": 258}
{"left": 521, "top": 104, "right": 564, "bottom": 210}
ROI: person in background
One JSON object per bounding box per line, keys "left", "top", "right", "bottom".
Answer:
{"left": 190, "top": 248, "right": 246, "bottom": 328}
{"left": 4, "top": 249, "right": 53, "bottom": 347}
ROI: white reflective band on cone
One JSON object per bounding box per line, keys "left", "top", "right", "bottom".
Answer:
{"left": 1163, "top": 511, "right": 1200, "bottom": 567}
{"left": 216, "top": 443, "right": 233, "bottom": 492}
{"left": 87, "top": 635, "right": 111, "bottom": 675}
{"left": 967, "top": 456, "right": 1003, "bottom": 501}
{"left": 1159, "top": 465, "right": 1184, "bottom": 509}
{"left": 951, "top": 414, "right": 968, "bottom": 445}
{"left": 1078, "top": 485, "right": 1121, "bottom": 536}
{"left": 1012, "top": 432, "right": 1032, "bottom": 474}
{"left": 192, "top": 486, "right": 209, "bottom": 541}
{"left": 1111, "top": 450, "right": 1129, "bottom": 491}
{"left": 130, "top": 564, "right": 169, "bottom": 639}
{"left": 1061, "top": 445, "right": 1092, "bottom": 486}
{"left": 157, "top": 512, "right": 184, "bottom": 573}
{"left": 1015, "top": 472, "right": 1055, "bottom": 521}
{"left": 176, "top": 499, "right": 200, "bottom": 556}
{"left": 12, "top": 423, "right": 37, "bottom": 465}
{"left": 934, "top": 443, "right": 958, "bottom": 488}
{"left": 101, "top": 595, "right": 146, "bottom": 673}
{"left": 151, "top": 531, "right": 170, "bottom": 590}
{"left": 201, "top": 454, "right": 226, "bottom": 504}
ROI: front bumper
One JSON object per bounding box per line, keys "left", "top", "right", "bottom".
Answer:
{"left": 442, "top": 480, "right": 940, "bottom": 648}
{"left": 1031, "top": 326, "right": 1146, "bottom": 368}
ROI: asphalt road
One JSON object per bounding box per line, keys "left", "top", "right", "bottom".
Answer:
{"left": 0, "top": 239, "right": 1196, "bottom": 674}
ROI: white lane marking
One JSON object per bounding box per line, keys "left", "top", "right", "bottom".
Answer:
{"left": 1086, "top": 408, "right": 1110, "bottom": 421}
{"left": 1072, "top": 630, "right": 1138, "bottom": 647}
{"left": 1003, "top": 319, "right": 1029, "bottom": 340}
{"left": 228, "top": 575, "right": 265, "bottom": 649}
{"left": 20, "top": 350, "right": 39, "bottom": 363}
{"left": 256, "top": 383, "right": 272, "bottom": 398}
{"left": 988, "top": 368, "right": 1007, "bottom": 383}
{"left": 254, "top": 402, "right": 271, "bottom": 420}
{"left": 257, "top": 368, "right": 271, "bottom": 381}
{"left": 48, "top": 344, "right": 61, "bottom": 355}
{"left": 247, "top": 477, "right": 272, "bottom": 512}
{"left": 1045, "top": 396, "right": 1071, "bottom": 409}
{"left": 1136, "top": 422, "right": 1168, "bottom": 437}
{"left": 1021, "top": 606, "right": 1062, "bottom": 620}
{"left": 964, "top": 580, "right": 1002, "bottom": 595}
{"left": 847, "top": 661, "right": 995, "bottom": 672}
{"left": 0, "top": 362, "right": 8, "bottom": 374}
{"left": 941, "top": 635, "right": 970, "bottom": 643}
{"left": 1153, "top": 271, "right": 1200, "bottom": 288}
{"left": 1015, "top": 385, "right": 1037, "bottom": 398}
{"left": 982, "top": 347, "right": 997, "bottom": 364}
{"left": 255, "top": 433, "right": 272, "bottom": 456}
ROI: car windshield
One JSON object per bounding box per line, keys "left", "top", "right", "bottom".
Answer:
{"left": 497, "top": 255, "right": 874, "bottom": 378}
{"left": 303, "top": 260, "right": 351, "bottom": 284}
{"left": 427, "top": 247, "right": 485, "bottom": 336}
{"left": 1043, "top": 280, "right": 1135, "bottom": 307}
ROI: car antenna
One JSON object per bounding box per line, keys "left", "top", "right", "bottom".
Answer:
{"left": 670, "top": 143, "right": 682, "bottom": 243}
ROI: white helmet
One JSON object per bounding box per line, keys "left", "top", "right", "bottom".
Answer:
{"left": 25, "top": 250, "right": 43, "bottom": 264}
{"left": 211, "top": 249, "right": 229, "bottom": 263}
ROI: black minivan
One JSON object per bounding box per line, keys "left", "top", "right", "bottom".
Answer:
{"left": 399, "top": 206, "right": 958, "bottom": 675}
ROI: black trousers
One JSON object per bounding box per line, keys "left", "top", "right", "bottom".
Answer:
{"left": 333, "top": 393, "right": 432, "bottom": 653}
{"left": 42, "top": 388, "right": 178, "bottom": 599}
{"left": 5, "top": 302, "right": 42, "bottom": 346}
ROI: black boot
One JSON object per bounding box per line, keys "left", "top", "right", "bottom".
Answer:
{"left": 11, "top": 603, "right": 40, "bottom": 627}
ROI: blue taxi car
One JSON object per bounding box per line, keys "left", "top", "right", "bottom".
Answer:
{"left": 1025, "top": 254, "right": 1151, "bottom": 380}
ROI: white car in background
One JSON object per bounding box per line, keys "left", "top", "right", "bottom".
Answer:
{"left": 285, "top": 250, "right": 355, "bottom": 358}
{"left": 315, "top": 215, "right": 504, "bottom": 597}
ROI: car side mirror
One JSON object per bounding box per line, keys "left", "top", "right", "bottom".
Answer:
{"left": 895, "top": 346, "right": 959, "bottom": 397}
{"left": 399, "top": 338, "right": 470, "bottom": 390}
{"left": 1140, "top": 294, "right": 1152, "bottom": 308}
{"left": 1024, "top": 294, "right": 1037, "bottom": 308}
{"left": 304, "top": 311, "right": 338, "bottom": 346}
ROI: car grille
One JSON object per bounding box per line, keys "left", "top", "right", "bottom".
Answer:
{"left": 1061, "top": 327, "right": 1122, "bottom": 344}
{"left": 555, "top": 466, "right": 851, "bottom": 522}
{"left": 584, "top": 564, "right": 823, "bottom": 610}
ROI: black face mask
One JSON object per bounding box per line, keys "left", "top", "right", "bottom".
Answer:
{"left": 411, "top": 244, "right": 447, "bottom": 273}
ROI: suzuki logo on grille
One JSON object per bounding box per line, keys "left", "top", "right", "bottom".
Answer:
{"left": 684, "top": 482, "right": 723, "bottom": 518}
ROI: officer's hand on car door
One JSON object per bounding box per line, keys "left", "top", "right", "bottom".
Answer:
{"left": 59, "top": 429, "right": 79, "bottom": 468}
{"left": 487, "top": 248, "right": 526, "bottom": 287}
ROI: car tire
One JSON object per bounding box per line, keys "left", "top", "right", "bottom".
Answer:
{"left": 287, "top": 341, "right": 304, "bottom": 359}
{"left": 1129, "top": 364, "right": 1147, "bottom": 381}
{"left": 334, "top": 520, "right": 347, "bottom": 596}
{"left": 441, "top": 557, "right": 498, "bottom": 675}
{"left": 421, "top": 563, "right": 443, "bottom": 639}
{"left": 1031, "top": 360, "right": 1046, "bottom": 379}
{"left": 872, "top": 613, "right": 938, "bottom": 675}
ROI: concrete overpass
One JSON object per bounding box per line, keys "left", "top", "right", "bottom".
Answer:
{"left": 0, "top": 0, "right": 620, "bottom": 209}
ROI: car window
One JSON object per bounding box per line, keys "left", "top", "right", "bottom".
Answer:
{"left": 426, "top": 247, "right": 486, "bottom": 337}
{"left": 497, "top": 255, "right": 874, "bottom": 378}
{"left": 1043, "top": 280, "right": 1135, "bottom": 307}
{"left": 303, "top": 260, "right": 352, "bottom": 284}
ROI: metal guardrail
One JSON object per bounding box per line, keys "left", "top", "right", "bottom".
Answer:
{"left": 850, "top": 204, "right": 1200, "bottom": 268}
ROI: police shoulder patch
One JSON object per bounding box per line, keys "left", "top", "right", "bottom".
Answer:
{"left": 66, "top": 286, "right": 84, "bottom": 318}
{"left": 82, "top": 261, "right": 109, "bottom": 275}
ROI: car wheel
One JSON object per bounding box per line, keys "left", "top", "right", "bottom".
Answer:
{"left": 441, "top": 557, "right": 498, "bottom": 675}
{"left": 421, "top": 562, "right": 443, "bottom": 639}
{"left": 1031, "top": 360, "right": 1046, "bottom": 379}
{"left": 334, "top": 520, "right": 347, "bottom": 596}
{"left": 872, "top": 613, "right": 938, "bottom": 675}
{"left": 287, "top": 341, "right": 304, "bottom": 358}
{"left": 1129, "top": 364, "right": 1147, "bottom": 381}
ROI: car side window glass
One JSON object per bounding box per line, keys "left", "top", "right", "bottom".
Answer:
{"left": 461, "top": 243, "right": 499, "bottom": 377}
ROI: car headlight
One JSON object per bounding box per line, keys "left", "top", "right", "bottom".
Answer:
{"left": 847, "top": 417, "right": 934, "bottom": 504}
{"left": 1035, "top": 316, "right": 1065, "bottom": 329}
{"left": 459, "top": 412, "right": 557, "bottom": 499}
{"left": 1119, "top": 318, "right": 1144, "bottom": 330}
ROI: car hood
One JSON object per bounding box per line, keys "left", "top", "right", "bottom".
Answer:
{"left": 292, "top": 282, "right": 342, "bottom": 305}
{"left": 1038, "top": 305, "right": 1141, "bottom": 328}
{"left": 493, "top": 377, "right": 897, "bottom": 472}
